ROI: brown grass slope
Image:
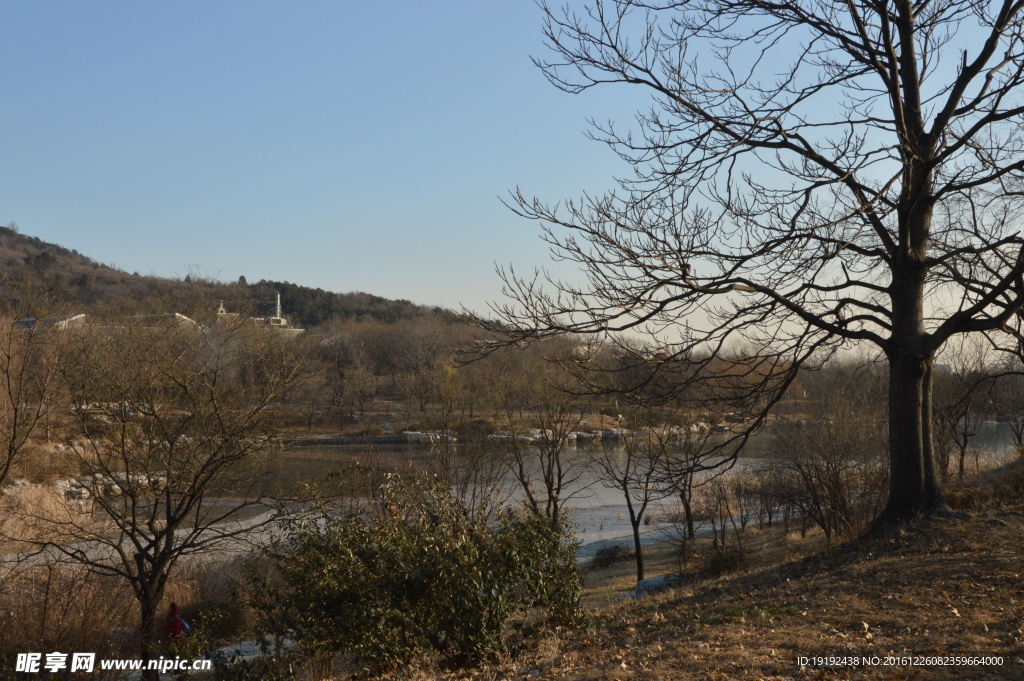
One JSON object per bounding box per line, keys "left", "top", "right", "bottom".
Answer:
{"left": 552, "top": 510, "right": 1024, "bottom": 681}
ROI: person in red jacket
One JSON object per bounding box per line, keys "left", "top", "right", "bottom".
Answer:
{"left": 163, "top": 602, "right": 190, "bottom": 639}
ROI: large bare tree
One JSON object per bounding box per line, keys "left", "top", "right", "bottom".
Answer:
{"left": 488, "top": 0, "right": 1024, "bottom": 526}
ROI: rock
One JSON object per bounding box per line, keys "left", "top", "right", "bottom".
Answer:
{"left": 402, "top": 430, "right": 456, "bottom": 444}
{"left": 634, "top": 575, "right": 684, "bottom": 598}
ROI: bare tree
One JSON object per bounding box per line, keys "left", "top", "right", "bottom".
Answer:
{"left": 591, "top": 414, "right": 672, "bottom": 581}
{"left": 482, "top": 0, "right": 1024, "bottom": 526}
{"left": 291, "top": 367, "right": 330, "bottom": 431}
{"left": 491, "top": 346, "right": 591, "bottom": 524}
{"left": 659, "top": 411, "right": 723, "bottom": 540}
{"left": 767, "top": 364, "right": 889, "bottom": 538}
{"left": 453, "top": 351, "right": 491, "bottom": 420}
{"left": 933, "top": 339, "right": 991, "bottom": 479}
{"left": 418, "top": 359, "right": 513, "bottom": 517}
{"left": 694, "top": 478, "right": 735, "bottom": 552}
{"left": 9, "top": 313, "right": 312, "bottom": 679}
{"left": 391, "top": 318, "right": 456, "bottom": 418}
{"left": 0, "top": 316, "right": 64, "bottom": 487}
{"left": 319, "top": 322, "right": 383, "bottom": 425}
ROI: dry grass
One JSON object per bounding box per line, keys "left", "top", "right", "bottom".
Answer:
{"left": 539, "top": 509, "right": 1024, "bottom": 680}
{"left": 0, "top": 482, "right": 94, "bottom": 553}
{"left": 0, "top": 562, "right": 137, "bottom": 664}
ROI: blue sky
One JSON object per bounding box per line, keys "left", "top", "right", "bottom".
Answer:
{"left": 1, "top": 1, "right": 639, "bottom": 312}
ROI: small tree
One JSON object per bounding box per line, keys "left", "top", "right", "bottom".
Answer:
{"left": 591, "top": 414, "right": 672, "bottom": 581}
{"left": 933, "top": 340, "right": 991, "bottom": 480}
{"left": 491, "top": 346, "right": 592, "bottom": 524}
{"left": 990, "top": 355, "right": 1024, "bottom": 452}
{"left": 767, "top": 365, "right": 888, "bottom": 539}
{"left": 660, "top": 411, "right": 728, "bottom": 541}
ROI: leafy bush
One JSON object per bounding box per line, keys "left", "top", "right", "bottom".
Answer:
{"left": 272, "top": 477, "right": 581, "bottom": 667}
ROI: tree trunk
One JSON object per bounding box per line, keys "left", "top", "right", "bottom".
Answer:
{"left": 876, "top": 336, "right": 944, "bottom": 527}
{"left": 871, "top": 213, "right": 948, "bottom": 528}
{"left": 140, "top": 599, "right": 159, "bottom": 681}
{"left": 679, "top": 484, "right": 695, "bottom": 539}
{"left": 631, "top": 517, "right": 645, "bottom": 582}
{"left": 625, "top": 492, "right": 646, "bottom": 582}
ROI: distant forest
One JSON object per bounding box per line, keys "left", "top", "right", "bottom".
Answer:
{"left": 0, "top": 224, "right": 452, "bottom": 327}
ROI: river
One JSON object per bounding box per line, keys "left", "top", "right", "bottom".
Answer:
{"left": 271, "top": 419, "right": 1020, "bottom": 561}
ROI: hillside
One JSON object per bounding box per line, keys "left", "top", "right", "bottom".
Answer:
{"left": 547, "top": 512, "right": 1024, "bottom": 680}
{"left": 0, "top": 225, "right": 448, "bottom": 327}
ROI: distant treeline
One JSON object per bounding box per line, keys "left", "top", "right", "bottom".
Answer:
{"left": 0, "top": 224, "right": 451, "bottom": 327}
{"left": 245, "top": 279, "right": 455, "bottom": 327}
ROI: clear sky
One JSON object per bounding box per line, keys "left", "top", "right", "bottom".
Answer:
{"left": 1, "top": 1, "right": 641, "bottom": 312}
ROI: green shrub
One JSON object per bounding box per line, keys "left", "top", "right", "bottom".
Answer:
{"left": 273, "top": 477, "right": 581, "bottom": 667}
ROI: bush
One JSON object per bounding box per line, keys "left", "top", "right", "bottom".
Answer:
{"left": 270, "top": 477, "right": 581, "bottom": 668}
{"left": 590, "top": 544, "right": 633, "bottom": 569}
{"left": 700, "top": 546, "right": 748, "bottom": 577}
{"left": 211, "top": 649, "right": 301, "bottom": 681}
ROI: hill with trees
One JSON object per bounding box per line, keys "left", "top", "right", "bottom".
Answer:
{"left": 0, "top": 223, "right": 448, "bottom": 327}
